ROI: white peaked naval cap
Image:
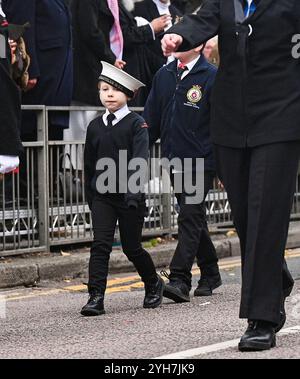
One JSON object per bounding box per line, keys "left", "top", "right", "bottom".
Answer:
{"left": 99, "top": 61, "right": 146, "bottom": 98}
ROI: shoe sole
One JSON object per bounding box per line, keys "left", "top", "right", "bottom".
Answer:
{"left": 143, "top": 281, "right": 165, "bottom": 309}
{"left": 194, "top": 279, "right": 222, "bottom": 297}
{"left": 163, "top": 286, "right": 190, "bottom": 303}
{"left": 238, "top": 337, "right": 276, "bottom": 352}
{"left": 80, "top": 309, "right": 106, "bottom": 317}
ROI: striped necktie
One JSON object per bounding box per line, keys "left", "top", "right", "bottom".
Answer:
{"left": 243, "top": 0, "right": 256, "bottom": 18}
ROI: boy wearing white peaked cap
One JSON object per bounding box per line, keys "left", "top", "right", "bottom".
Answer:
{"left": 81, "top": 62, "right": 164, "bottom": 317}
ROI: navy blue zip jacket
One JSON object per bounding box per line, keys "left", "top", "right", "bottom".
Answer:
{"left": 143, "top": 54, "right": 217, "bottom": 171}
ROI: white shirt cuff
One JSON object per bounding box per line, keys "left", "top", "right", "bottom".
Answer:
{"left": 0, "top": 155, "right": 20, "bottom": 174}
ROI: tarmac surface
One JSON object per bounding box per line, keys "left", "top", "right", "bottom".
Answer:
{"left": 0, "top": 251, "right": 300, "bottom": 360}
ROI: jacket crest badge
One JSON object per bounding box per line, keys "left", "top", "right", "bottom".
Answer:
{"left": 187, "top": 85, "right": 202, "bottom": 103}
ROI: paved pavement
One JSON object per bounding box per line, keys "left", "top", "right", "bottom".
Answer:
{"left": 2, "top": 221, "right": 300, "bottom": 289}
{"left": 0, "top": 250, "right": 300, "bottom": 359}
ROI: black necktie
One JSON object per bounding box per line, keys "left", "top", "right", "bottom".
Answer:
{"left": 107, "top": 113, "right": 116, "bottom": 127}
{"left": 177, "top": 64, "right": 188, "bottom": 82}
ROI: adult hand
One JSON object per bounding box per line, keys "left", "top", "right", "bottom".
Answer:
{"left": 151, "top": 15, "right": 172, "bottom": 34}
{"left": 26, "top": 78, "right": 38, "bottom": 91}
{"left": 161, "top": 33, "right": 183, "bottom": 57}
{"left": 114, "top": 59, "right": 126, "bottom": 70}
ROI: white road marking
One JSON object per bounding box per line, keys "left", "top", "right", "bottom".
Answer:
{"left": 154, "top": 325, "right": 300, "bottom": 359}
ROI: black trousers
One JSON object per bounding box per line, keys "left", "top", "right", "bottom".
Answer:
{"left": 88, "top": 195, "right": 157, "bottom": 294}
{"left": 214, "top": 142, "right": 300, "bottom": 324}
{"left": 169, "top": 171, "right": 219, "bottom": 289}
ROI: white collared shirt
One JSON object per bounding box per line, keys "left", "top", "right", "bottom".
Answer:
{"left": 152, "top": 0, "right": 171, "bottom": 16}
{"left": 178, "top": 55, "right": 201, "bottom": 80}
{"left": 0, "top": 3, "right": 6, "bottom": 18}
{"left": 102, "top": 104, "right": 131, "bottom": 126}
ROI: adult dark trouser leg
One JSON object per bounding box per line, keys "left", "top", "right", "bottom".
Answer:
{"left": 214, "top": 142, "right": 299, "bottom": 324}
{"left": 169, "top": 171, "right": 219, "bottom": 288}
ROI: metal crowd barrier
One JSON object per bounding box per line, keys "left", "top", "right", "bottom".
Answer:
{"left": 1, "top": 105, "right": 299, "bottom": 256}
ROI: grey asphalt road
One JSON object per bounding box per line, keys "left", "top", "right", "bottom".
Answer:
{"left": 0, "top": 251, "right": 300, "bottom": 360}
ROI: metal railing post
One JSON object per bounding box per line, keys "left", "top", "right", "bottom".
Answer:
{"left": 37, "top": 106, "right": 49, "bottom": 251}
{"left": 161, "top": 168, "right": 172, "bottom": 237}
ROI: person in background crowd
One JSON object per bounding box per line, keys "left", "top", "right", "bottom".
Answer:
{"left": 66, "top": 0, "right": 168, "bottom": 172}
{"left": 119, "top": 0, "right": 171, "bottom": 105}
{"left": 0, "top": 9, "right": 23, "bottom": 178}
{"left": 133, "top": 0, "right": 182, "bottom": 69}
{"left": 2, "top": 0, "right": 73, "bottom": 142}
{"left": 70, "top": 0, "right": 168, "bottom": 108}
{"left": 144, "top": 43, "right": 221, "bottom": 302}
{"left": 162, "top": 0, "right": 300, "bottom": 352}
{"left": 70, "top": 0, "right": 126, "bottom": 108}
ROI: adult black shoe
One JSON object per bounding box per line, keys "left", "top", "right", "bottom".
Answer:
{"left": 238, "top": 320, "right": 276, "bottom": 352}
{"left": 143, "top": 276, "right": 165, "bottom": 309}
{"left": 81, "top": 292, "right": 105, "bottom": 316}
{"left": 194, "top": 274, "right": 222, "bottom": 297}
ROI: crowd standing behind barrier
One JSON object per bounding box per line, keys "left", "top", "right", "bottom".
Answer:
{"left": 1, "top": 1, "right": 300, "bottom": 256}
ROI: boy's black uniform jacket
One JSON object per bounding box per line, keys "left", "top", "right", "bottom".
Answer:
{"left": 0, "top": 18, "right": 23, "bottom": 156}
{"left": 84, "top": 112, "right": 149, "bottom": 209}
{"left": 143, "top": 54, "right": 216, "bottom": 171}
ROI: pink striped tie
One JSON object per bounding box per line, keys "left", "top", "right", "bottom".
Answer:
{"left": 107, "top": 0, "right": 124, "bottom": 60}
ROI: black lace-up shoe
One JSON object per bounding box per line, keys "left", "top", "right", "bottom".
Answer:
{"left": 238, "top": 320, "right": 276, "bottom": 352}
{"left": 143, "top": 276, "right": 165, "bottom": 309}
{"left": 194, "top": 274, "right": 222, "bottom": 297}
{"left": 81, "top": 292, "right": 105, "bottom": 316}
{"left": 160, "top": 270, "right": 190, "bottom": 303}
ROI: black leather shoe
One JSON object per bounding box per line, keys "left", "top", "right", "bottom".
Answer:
{"left": 163, "top": 280, "right": 190, "bottom": 303}
{"left": 143, "top": 276, "right": 165, "bottom": 309}
{"left": 194, "top": 274, "right": 222, "bottom": 297}
{"left": 81, "top": 292, "right": 105, "bottom": 316}
{"left": 238, "top": 321, "right": 276, "bottom": 352}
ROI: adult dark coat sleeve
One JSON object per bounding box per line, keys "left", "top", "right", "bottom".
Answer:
{"left": 0, "top": 30, "right": 23, "bottom": 156}
{"left": 166, "top": 0, "right": 220, "bottom": 50}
